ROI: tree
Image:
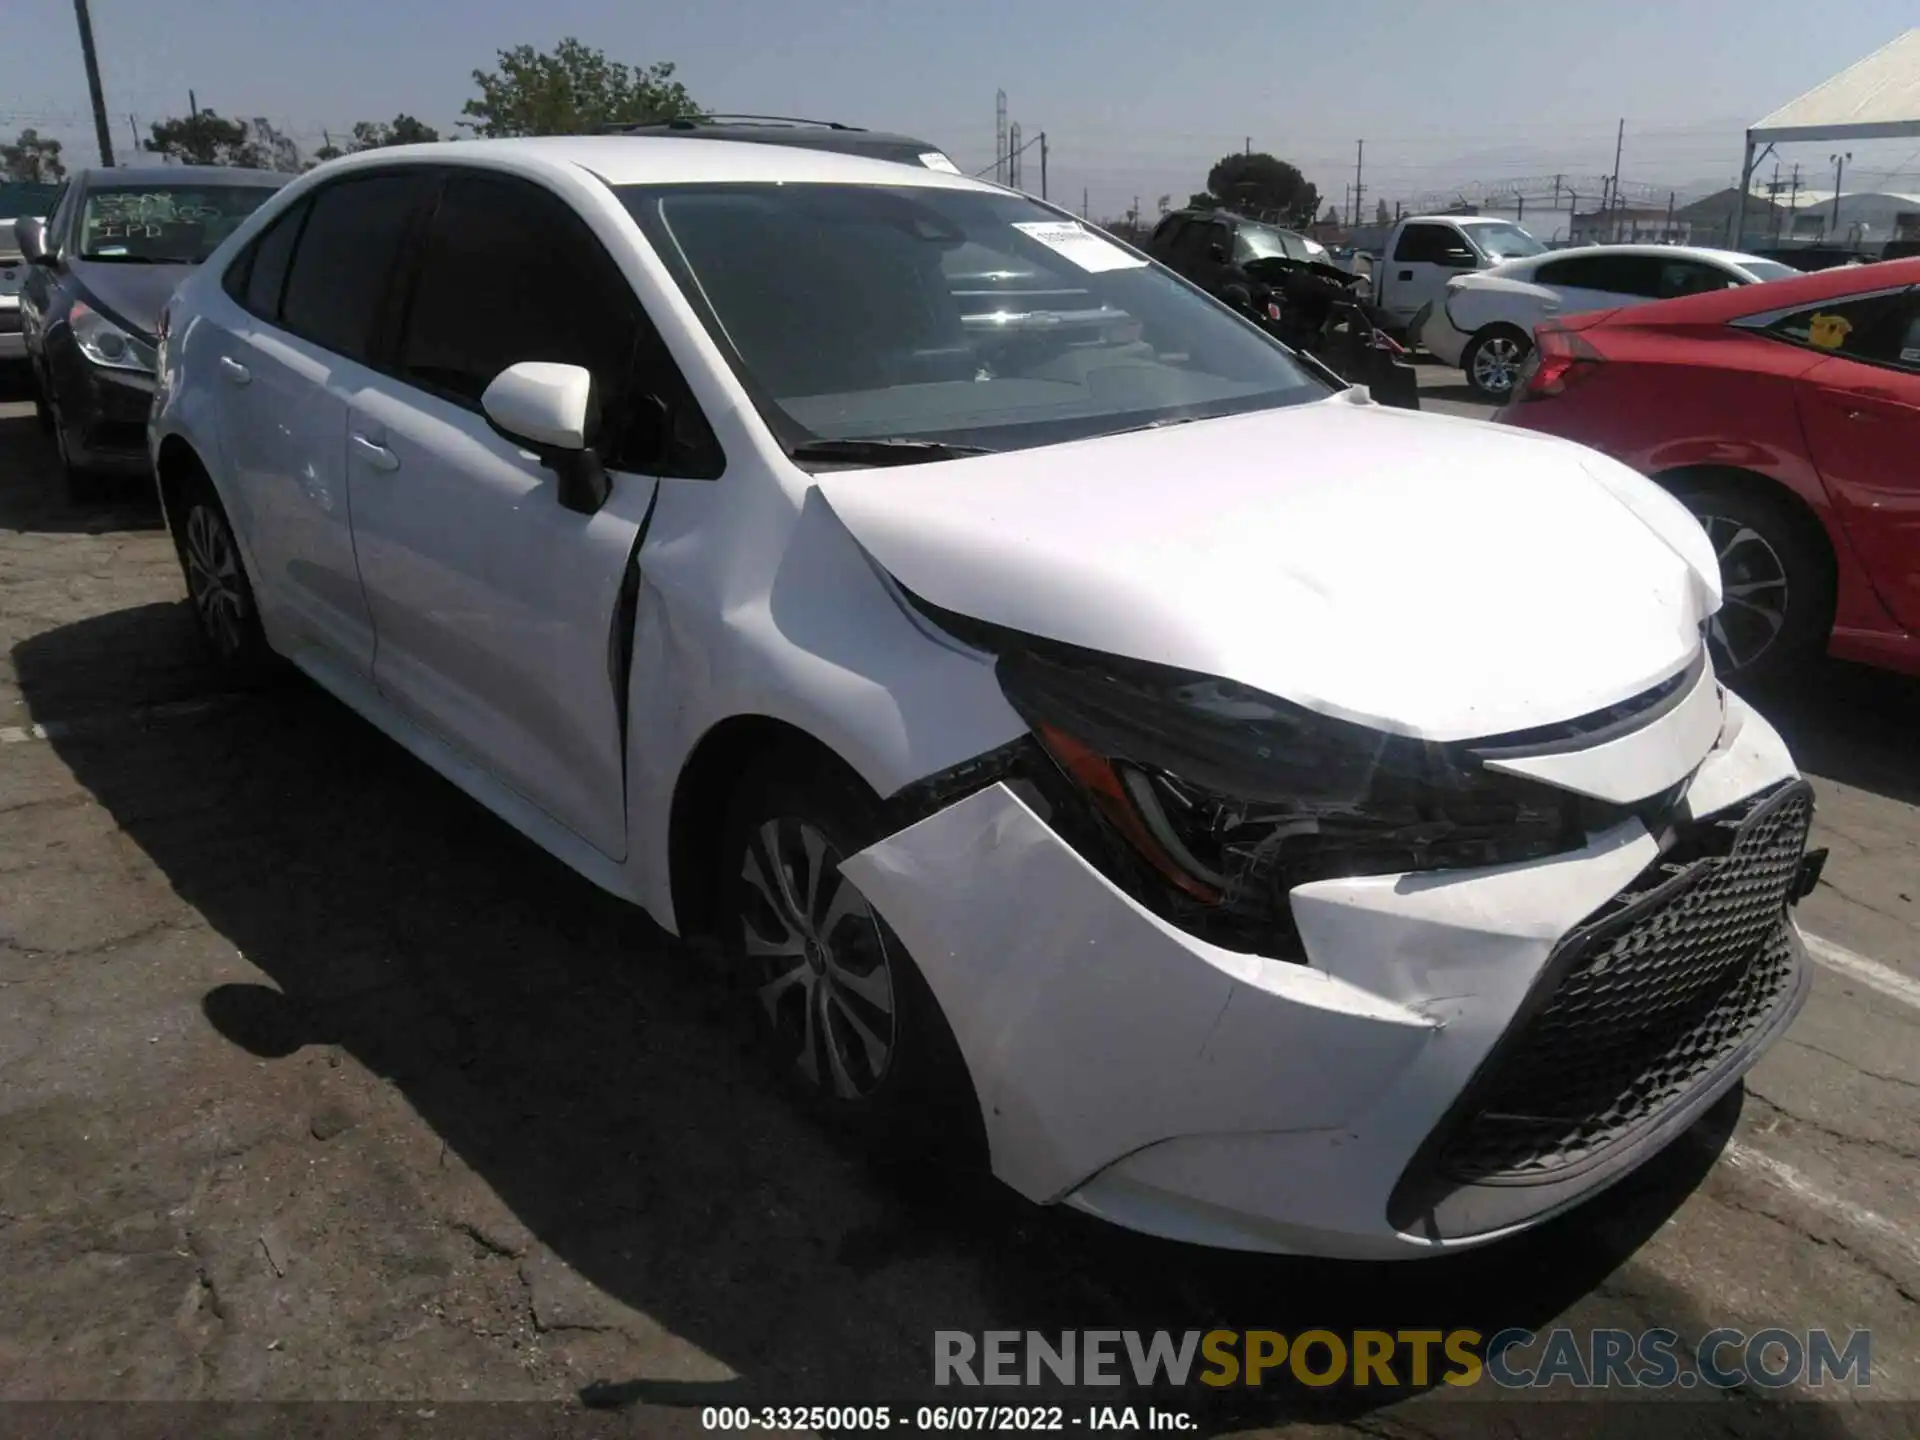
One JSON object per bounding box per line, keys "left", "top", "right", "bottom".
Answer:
{"left": 1321, "top": 206, "right": 1340, "bottom": 225}
{"left": 349, "top": 114, "right": 441, "bottom": 151}
{"left": 1, "top": 127, "right": 65, "bottom": 182}
{"left": 1198, "top": 152, "right": 1320, "bottom": 226}
{"left": 461, "top": 37, "right": 701, "bottom": 137}
{"left": 242, "top": 117, "right": 304, "bottom": 173}
{"left": 1155, "top": 194, "right": 1171, "bottom": 216}
{"left": 148, "top": 110, "right": 254, "bottom": 166}
{"left": 1374, "top": 197, "right": 1390, "bottom": 225}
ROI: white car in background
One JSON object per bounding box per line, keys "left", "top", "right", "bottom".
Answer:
{"left": 1421, "top": 244, "right": 1801, "bottom": 400}
{"left": 150, "top": 137, "right": 1818, "bottom": 1259}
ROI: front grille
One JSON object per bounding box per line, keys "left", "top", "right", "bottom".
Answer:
{"left": 1421, "top": 780, "right": 1812, "bottom": 1190}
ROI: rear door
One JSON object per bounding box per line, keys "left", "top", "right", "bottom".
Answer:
{"left": 343, "top": 169, "right": 679, "bottom": 860}
{"left": 1380, "top": 222, "right": 1477, "bottom": 323}
{"left": 1772, "top": 286, "right": 1920, "bottom": 630}
{"left": 207, "top": 171, "right": 431, "bottom": 675}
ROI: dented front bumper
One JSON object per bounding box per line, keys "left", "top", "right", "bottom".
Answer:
{"left": 838, "top": 690, "right": 1809, "bottom": 1258}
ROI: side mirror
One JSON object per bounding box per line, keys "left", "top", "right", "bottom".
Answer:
{"left": 481, "top": 361, "right": 611, "bottom": 515}
{"left": 14, "top": 216, "right": 50, "bottom": 266}
{"left": 1439, "top": 249, "right": 1480, "bottom": 268}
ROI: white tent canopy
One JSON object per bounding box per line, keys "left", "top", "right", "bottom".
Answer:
{"left": 1736, "top": 29, "right": 1920, "bottom": 243}
{"left": 1751, "top": 28, "right": 1920, "bottom": 143}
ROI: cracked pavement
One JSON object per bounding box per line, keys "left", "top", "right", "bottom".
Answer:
{"left": 1, "top": 368, "right": 1917, "bottom": 1437}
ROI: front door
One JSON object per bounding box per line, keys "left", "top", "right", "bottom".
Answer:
{"left": 344, "top": 170, "right": 666, "bottom": 861}
{"left": 1380, "top": 222, "right": 1478, "bottom": 324}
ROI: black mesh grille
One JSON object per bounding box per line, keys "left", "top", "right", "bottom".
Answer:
{"left": 1432, "top": 780, "right": 1812, "bottom": 1183}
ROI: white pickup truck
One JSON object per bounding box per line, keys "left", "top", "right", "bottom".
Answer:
{"left": 1354, "top": 214, "right": 1548, "bottom": 338}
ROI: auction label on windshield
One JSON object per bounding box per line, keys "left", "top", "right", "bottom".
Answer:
{"left": 1012, "top": 221, "right": 1147, "bottom": 273}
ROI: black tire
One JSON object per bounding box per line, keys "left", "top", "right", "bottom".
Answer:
{"left": 1462, "top": 325, "right": 1531, "bottom": 402}
{"left": 43, "top": 386, "right": 102, "bottom": 504}
{"left": 716, "top": 746, "right": 985, "bottom": 1167}
{"left": 1667, "top": 476, "right": 1834, "bottom": 689}
{"left": 169, "top": 473, "right": 276, "bottom": 675}
{"left": 30, "top": 360, "right": 54, "bottom": 435}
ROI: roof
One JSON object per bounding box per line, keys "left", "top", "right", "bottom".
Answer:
{"left": 1492, "top": 243, "right": 1781, "bottom": 272}
{"left": 304, "top": 135, "right": 996, "bottom": 193}
{"left": 1598, "top": 254, "right": 1920, "bottom": 325}
{"left": 607, "top": 115, "right": 948, "bottom": 161}
{"left": 75, "top": 164, "right": 291, "bottom": 187}
{"left": 1751, "top": 28, "right": 1920, "bottom": 142}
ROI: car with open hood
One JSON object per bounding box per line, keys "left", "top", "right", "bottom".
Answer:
{"left": 14, "top": 164, "right": 287, "bottom": 496}
{"left": 149, "top": 136, "right": 1822, "bottom": 1259}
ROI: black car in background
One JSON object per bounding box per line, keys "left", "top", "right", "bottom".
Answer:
{"left": 603, "top": 114, "right": 963, "bottom": 173}
{"left": 14, "top": 165, "right": 287, "bottom": 497}
{"left": 1144, "top": 208, "right": 1329, "bottom": 295}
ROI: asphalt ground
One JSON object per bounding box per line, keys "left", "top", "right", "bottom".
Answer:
{"left": 0, "top": 359, "right": 1916, "bottom": 1439}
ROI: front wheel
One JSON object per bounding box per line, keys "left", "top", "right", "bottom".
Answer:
{"left": 1462, "top": 326, "right": 1531, "bottom": 402}
{"left": 716, "top": 750, "right": 983, "bottom": 1165}
{"left": 172, "top": 478, "right": 274, "bottom": 674}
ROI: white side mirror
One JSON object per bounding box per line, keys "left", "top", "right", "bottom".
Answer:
{"left": 481, "top": 362, "right": 596, "bottom": 451}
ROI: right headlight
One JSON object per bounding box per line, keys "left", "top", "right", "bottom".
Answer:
{"left": 906, "top": 590, "right": 1590, "bottom": 957}
{"left": 69, "top": 301, "right": 158, "bottom": 373}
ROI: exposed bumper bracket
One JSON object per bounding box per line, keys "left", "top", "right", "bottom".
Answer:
{"left": 1793, "top": 847, "right": 1829, "bottom": 903}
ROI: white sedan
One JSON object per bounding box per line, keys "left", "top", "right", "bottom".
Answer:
{"left": 150, "top": 137, "right": 1818, "bottom": 1258}
{"left": 1420, "top": 244, "right": 1800, "bottom": 400}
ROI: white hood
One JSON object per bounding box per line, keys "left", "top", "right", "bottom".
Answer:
{"left": 815, "top": 396, "right": 1722, "bottom": 743}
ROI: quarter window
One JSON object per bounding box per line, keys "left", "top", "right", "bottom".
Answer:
{"left": 1762, "top": 291, "right": 1916, "bottom": 366}
{"left": 278, "top": 173, "right": 426, "bottom": 364}
{"left": 225, "top": 197, "right": 310, "bottom": 319}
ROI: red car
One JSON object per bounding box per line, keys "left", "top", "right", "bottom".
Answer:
{"left": 1498, "top": 256, "right": 1920, "bottom": 685}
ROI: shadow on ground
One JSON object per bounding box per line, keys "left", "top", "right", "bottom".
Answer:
{"left": 13, "top": 598, "right": 1863, "bottom": 1439}
{"left": 1742, "top": 661, "right": 1920, "bottom": 809}
{"left": 0, "top": 387, "right": 164, "bottom": 536}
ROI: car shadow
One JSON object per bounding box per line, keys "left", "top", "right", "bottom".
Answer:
{"left": 0, "top": 401, "right": 164, "bottom": 536}
{"left": 12, "top": 600, "right": 1856, "bottom": 1433}
{"left": 1739, "top": 660, "right": 1920, "bottom": 810}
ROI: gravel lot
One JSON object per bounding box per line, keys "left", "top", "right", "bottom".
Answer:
{"left": 1, "top": 360, "right": 1916, "bottom": 1438}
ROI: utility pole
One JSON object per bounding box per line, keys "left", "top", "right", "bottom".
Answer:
{"left": 994, "top": 90, "right": 1007, "bottom": 187}
{"left": 189, "top": 89, "right": 199, "bottom": 119}
{"left": 1039, "top": 132, "right": 1048, "bottom": 201}
{"left": 1788, "top": 163, "right": 1801, "bottom": 238}
{"left": 1664, "top": 189, "right": 1675, "bottom": 241}
{"left": 1009, "top": 122, "right": 1022, "bottom": 191}
{"left": 1244, "top": 136, "right": 1251, "bottom": 156}
{"left": 72, "top": 0, "right": 116, "bottom": 167}
{"left": 1830, "top": 152, "right": 1850, "bottom": 237}
{"left": 1608, "top": 117, "right": 1625, "bottom": 241}
{"left": 1352, "top": 139, "right": 1365, "bottom": 233}
{"left": 126, "top": 114, "right": 139, "bottom": 155}
{"left": 1081, "top": 186, "right": 1088, "bottom": 220}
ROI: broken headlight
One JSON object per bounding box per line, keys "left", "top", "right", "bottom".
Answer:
{"left": 984, "top": 633, "right": 1588, "bottom": 957}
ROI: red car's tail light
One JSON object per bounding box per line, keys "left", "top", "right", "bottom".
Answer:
{"left": 1520, "top": 322, "right": 1605, "bottom": 400}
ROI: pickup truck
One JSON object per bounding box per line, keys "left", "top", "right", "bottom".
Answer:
{"left": 1355, "top": 214, "right": 1548, "bottom": 338}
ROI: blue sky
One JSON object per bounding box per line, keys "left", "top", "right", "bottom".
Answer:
{"left": 5, "top": 0, "right": 1919, "bottom": 221}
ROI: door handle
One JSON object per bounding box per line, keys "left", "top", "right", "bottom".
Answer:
{"left": 219, "top": 356, "right": 250, "bottom": 386}
{"left": 351, "top": 431, "right": 399, "bottom": 471}
{"left": 1398, "top": 269, "right": 1413, "bottom": 280}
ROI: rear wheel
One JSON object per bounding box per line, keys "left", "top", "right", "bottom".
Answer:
{"left": 715, "top": 748, "right": 983, "bottom": 1166}
{"left": 1667, "top": 476, "right": 1833, "bottom": 687}
{"left": 1462, "top": 325, "right": 1531, "bottom": 401}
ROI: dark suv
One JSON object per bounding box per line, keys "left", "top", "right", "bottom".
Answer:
{"left": 1145, "top": 209, "right": 1326, "bottom": 296}
{"left": 603, "top": 114, "right": 961, "bottom": 173}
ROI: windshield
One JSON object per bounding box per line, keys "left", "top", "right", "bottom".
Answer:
{"left": 77, "top": 184, "right": 280, "bottom": 264}
{"left": 1236, "top": 223, "right": 1314, "bottom": 262}
{"left": 620, "top": 182, "right": 1329, "bottom": 461}
{"left": 1469, "top": 222, "right": 1546, "bottom": 260}
{"left": 1736, "top": 259, "right": 1801, "bottom": 283}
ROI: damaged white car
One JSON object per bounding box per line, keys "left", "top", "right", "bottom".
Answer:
{"left": 151, "top": 137, "right": 1823, "bottom": 1259}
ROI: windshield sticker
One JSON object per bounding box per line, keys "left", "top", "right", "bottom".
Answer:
{"left": 1901, "top": 345, "right": 1920, "bottom": 363}
{"left": 1011, "top": 220, "right": 1147, "bottom": 273}
{"left": 1806, "top": 312, "right": 1852, "bottom": 349}
{"left": 919, "top": 152, "right": 962, "bottom": 174}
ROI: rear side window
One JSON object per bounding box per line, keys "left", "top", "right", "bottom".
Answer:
{"left": 1761, "top": 290, "right": 1916, "bottom": 366}
{"left": 224, "top": 198, "right": 310, "bottom": 319}
{"left": 279, "top": 173, "right": 426, "bottom": 363}
{"left": 1655, "top": 260, "right": 1738, "bottom": 300}
{"left": 1536, "top": 253, "right": 1661, "bottom": 297}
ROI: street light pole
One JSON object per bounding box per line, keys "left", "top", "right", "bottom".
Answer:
{"left": 1830, "top": 152, "right": 1850, "bottom": 238}
{"left": 72, "top": 0, "right": 116, "bottom": 167}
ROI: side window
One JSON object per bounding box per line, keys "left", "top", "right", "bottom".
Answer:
{"left": 397, "top": 172, "right": 719, "bottom": 476}
{"left": 1763, "top": 291, "right": 1913, "bottom": 365}
{"left": 1149, "top": 215, "right": 1180, "bottom": 246}
{"left": 279, "top": 173, "right": 426, "bottom": 363}
{"left": 1393, "top": 223, "right": 1453, "bottom": 263}
{"left": 1535, "top": 255, "right": 1604, "bottom": 289}
{"left": 221, "top": 197, "right": 309, "bottom": 315}
{"left": 1656, "top": 260, "right": 1738, "bottom": 300}
{"left": 45, "top": 181, "right": 76, "bottom": 254}
{"left": 1169, "top": 222, "right": 1211, "bottom": 262}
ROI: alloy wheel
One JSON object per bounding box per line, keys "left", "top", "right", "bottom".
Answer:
{"left": 1699, "top": 514, "right": 1790, "bottom": 676}
{"left": 739, "top": 816, "right": 897, "bottom": 1100}
{"left": 184, "top": 503, "right": 249, "bottom": 658}
{"left": 1470, "top": 334, "right": 1526, "bottom": 395}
